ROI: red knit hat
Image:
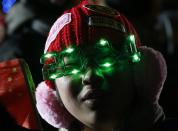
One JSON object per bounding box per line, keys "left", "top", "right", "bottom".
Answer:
{"left": 44, "top": 0, "right": 140, "bottom": 54}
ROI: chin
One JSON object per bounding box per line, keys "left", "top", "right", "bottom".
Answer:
{"left": 80, "top": 111, "right": 98, "bottom": 128}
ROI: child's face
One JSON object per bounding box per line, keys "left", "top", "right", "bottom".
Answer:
{"left": 54, "top": 44, "right": 135, "bottom": 128}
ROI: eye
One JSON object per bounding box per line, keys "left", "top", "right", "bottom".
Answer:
{"left": 63, "top": 55, "right": 81, "bottom": 65}
{"left": 58, "top": 54, "right": 83, "bottom": 76}
{"left": 64, "top": 64, "right": 81, "bottom": 76}
{"left": 48, "top": 66, "right": 64, "bottom": 80}
{"left": 98, "top": 57, "right": 116, "bottom": 67}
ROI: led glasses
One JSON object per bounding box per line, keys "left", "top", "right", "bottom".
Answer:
{"left": 40, "top": 35, "right": 141, "bottom": 80}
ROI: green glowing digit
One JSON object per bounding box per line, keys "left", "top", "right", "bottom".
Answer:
{"left": 71, "top": 69, "right": 80, "bottom": 74}
{"left": 44, "top": 53, "right": 55, "bottom": 58}
{"left": 129, "top": 35, "right": 135, "bottom": 43}
{"left": 65, "top": 47, "right": 74, "bottom": 53}
{"left": 98, "top": 58, "right": 116, "bottom": 75}
{"left": 101, "top": 62, "right": 112, "bottom": 68}
{"left": 40, "top": 52, "right": 57, "bottom": 64}
{"left": 99, "top": 39, "right": 109, "bottom": 46}
{"left": 49, "top": 74, "right": 58, "bottom": 80}
{"left": 132, "top": 53, "right": 140, "bottom": 63}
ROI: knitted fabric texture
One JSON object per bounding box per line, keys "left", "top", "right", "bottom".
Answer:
{"left": 44, "top": 0, "right": 140, "bottom": 54}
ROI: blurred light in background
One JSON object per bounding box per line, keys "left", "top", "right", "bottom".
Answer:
{"left": 2, "top": 0, "right": 16, "bottom": 13}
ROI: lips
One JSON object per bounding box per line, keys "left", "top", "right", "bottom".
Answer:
{"left": 80, "top": 89, "right": 105, "bottom": 102}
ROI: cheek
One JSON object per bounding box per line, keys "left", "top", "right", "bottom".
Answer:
{"left": 55, "top": 77, "right": 88, "bottom": 122}
{"left": 108, "top": 70, "right": 134, "bottom": 105}
{"left": 55, "top": 78, "right": 71, "bottom": 101}
{"left": 55, "top": 77, "right": 76, "bottom": 100}
{"left": 55, "top": 77, "right": 82, "bottom": 109}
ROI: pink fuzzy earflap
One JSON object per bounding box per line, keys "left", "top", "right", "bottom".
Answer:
{"left": 127, "top": 46, "right": 167, "bottom": 130}
{"left": 35, "top": 81, "right": 73, "bottom": 128}
{"left": 134, "top": 46, "right": 167, "bottom": 103}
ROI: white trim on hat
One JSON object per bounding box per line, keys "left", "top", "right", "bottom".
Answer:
{"left": 44, "top": 13, "right": 72, "bottom": 53}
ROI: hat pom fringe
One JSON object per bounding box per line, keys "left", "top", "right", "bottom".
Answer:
{"left": 35, "top": 81, "right": 73, "bottom": 129}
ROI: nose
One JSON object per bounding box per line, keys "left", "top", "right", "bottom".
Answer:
{"left": 82, "top": 68, "right": 104, "bottom": 86}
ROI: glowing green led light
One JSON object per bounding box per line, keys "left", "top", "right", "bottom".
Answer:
{"left": 99, "top": 39, "right": 108, "bottom": 46}
{"left": 132, "top": 53, "right": 140, "bottom": 63}
{"left": 71, "top": 69, "right": 80, "bottom": 74}
{"left": 49, "top": 74, "right": 58, "bottom": 79}
{"left": 44, "top": 53, "right": 56, "bottom": 58}
{"left": 102, "top": 62, "right": 112, "bottom": 67}
{"left": 41, "top": 52, "right": 56, "bottom": 64}
{"left": 129, "top": 35, "right": 135, "bottom": 43}
{"left": 65, "top": 47, "right": 74, "bottom": 53}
